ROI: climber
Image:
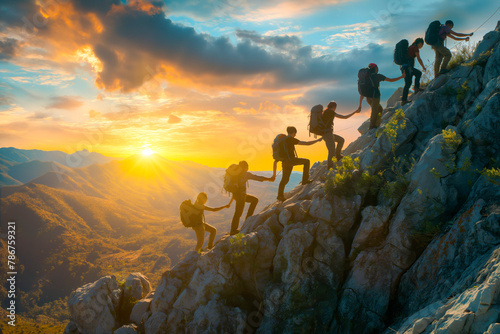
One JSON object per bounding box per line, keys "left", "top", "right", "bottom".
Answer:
{"left": 358, "top": 63, "right": 405, "bottom": 129}
{"left": 228, "top": 161, "right": 275, "bottom": 235}
{"left": 276, "top": 126, "right": 322, "bottom": 202}
{"left": 432, "top": 20, "right": 473, "bottom": 77}
{"left": 192, "top": 192, "right": 232, "bottom": 252}
{"left": 322, "top": 101, "right": 361, "bottom": 169}
{"left": 401, "top": 38, "right": 427, "bottom": 106}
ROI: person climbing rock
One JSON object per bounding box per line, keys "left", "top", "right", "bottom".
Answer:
{"left": 225, "top": 161, "right": 275, "bottom": 235}
{"left": 431, "top": 20, "right": 473, "bottom": 77}
{"left": 276, "top": 126, "right": 322, "bottom": 202}
{"left": 358, "top": 63, "right": 405, "bottom": 129}
{"left": 191, "top": 192, "right": 232, "bottom": 252}
{"left": 322, "top": 101, "right": 360, "bottom": 169}
{"left": 401, "top": 38, "right": 427, "bottom": 105}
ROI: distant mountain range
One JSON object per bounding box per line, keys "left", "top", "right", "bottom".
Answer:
{"left": 0, "top": 147, "right": 301, "bottom": 326}
{"left": 0, "top": 147, "right": 115, "bottom": 186}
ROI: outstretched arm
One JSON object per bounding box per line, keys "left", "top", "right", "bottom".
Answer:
{"left": 385, "top": 72, "right": 405, "bottom": 82}
{"left": 450, "top": 30, "right": 473, "bottom": 37}
{"left": 449, "top": 35, "right": 470, "bottom": 42}
{"left": 272, "top": 160, "right": 278, "bottom": 178}
{"left": 334, "top": 109, "right": 360, "bottom": 119}
{"left": 416, "top": 52, "right": 426, "bottom": 72}
{"left": 247, "top": 172, "right": 274, "bottom": 182}
{"left": 204, "top": 204, "right": 230, "bottom": 212}
{"left": 298, "top": 138, "right": 322, "bottom": 145}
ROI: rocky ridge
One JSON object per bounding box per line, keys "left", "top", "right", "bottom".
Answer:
{"left": 64, "top": 23, "right": 500, "bottom": 334}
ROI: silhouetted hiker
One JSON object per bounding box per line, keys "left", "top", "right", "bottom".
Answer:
{"left": 358, "top": 63, "right": 405, "bottom": 129}
{"left": 399, "top": 38, "right": 427, "bottom": 105}
{"left": 275, "top": 126, "right": 322, "bottom": 202}
{"left": 180, "top": 192, "right": 232, "bottom": 252}
{"left": 426, "top": 20, "right": 473, "bottom": 77}
{"left": 224, "top": 161, "right": 275, "bottom": 235}
{"left": 323, "top": 101, "right": 360, "bottom": 169}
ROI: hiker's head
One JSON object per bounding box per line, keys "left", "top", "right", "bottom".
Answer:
{"left": 413, "top": 37, "right": 424, "bottom": 48}
{"left": 368, "top": 63, "right": 378, "bottom": 73}
{"left": 445, "top": 20, "right": 454, "bottom": 28}
{"left": 239, "top": 160, "right": 249, "bottom": 172}
{"left": 197, "top": 192, "right": 208, "bottom": 204}
{"left": 286, "top": 126, "right": 297, "bottom": 137}
{"left": 327, "top": 101, "right": 337, "bottom": 111}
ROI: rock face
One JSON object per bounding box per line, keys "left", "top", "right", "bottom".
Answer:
{"left": 66, "top": 24, "right": 500, "bottom": 333}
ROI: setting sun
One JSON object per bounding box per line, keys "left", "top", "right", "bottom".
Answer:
{"left": 142, "top": 148, "right": 155, "bottom": 156}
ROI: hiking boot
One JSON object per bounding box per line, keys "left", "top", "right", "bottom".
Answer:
{"left": 401, "top": 100, "right": 412, "bottom": 106}
{"left": 439, "top": 69, "right": 450, "bottom": 75}
{"left": 413, "top": 87, "right": 424, "bottom": 94}
{"left": 336, "top": 155, "right": 344, "bottom": 161}
{"left": 300, "top": 179, "right": 313, "bottom": 186}
{"left": 277, "top": 195, "right": 286, "bottom": 202}
{"left": 230, "top": 229, "right": 240, "bottom": 236}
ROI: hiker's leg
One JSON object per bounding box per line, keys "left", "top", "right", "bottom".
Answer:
{"left": 245, "top": 194, "right": 259, "bottom": 219}
{"left": 334, "top": 134, "right": 345, "bottom": 159}
{"left": 290, "top": 158, "right": 310, "bottom": 183}
{"left": 441, "top": 46, "right": 452, "bottom": 71}
{"left": 203, "top": 223, "right": 217, "bottom": 249}
{"left": 323, "top": 132, "right": 335, "bottom": 169}
{"left": 231, "top": 193, "right": 245, "bottom": 234}
{"left": 413, "top": 68, "right": 422, "bottom": 89}
{"left": 278, "top": 163, "right": 293, "bottom": 198}
{"left": 433, "top": 46, "right": 443, "bottom": 76}
{"left": 367, "top": 97, "right": 378, "bottom": 129}
{"left": 193, "top": 225, "right": 205, "bottom": 252}
{"left": 402, "top": 67, "right": 412, "bottom": 101}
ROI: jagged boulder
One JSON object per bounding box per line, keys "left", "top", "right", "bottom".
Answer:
{"left": 67, "top": 275, "right": 121, "bottom": 334}
{"left": 114, "top": 324, "right": 138, "bottom": 334}
{"left": 350, "top": 205, "right": 391, "bottom": 256}
{"left": 124, "top": 273, "right": 152, "bottom": 302}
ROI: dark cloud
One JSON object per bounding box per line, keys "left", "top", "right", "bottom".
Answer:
{"left": 236, "top": 29, "right": 302, "bottom": 51}
{"left": 0, "top": 38, "right": 21, "bottom": 61}
{"left": 28, "top": 111, "right": 52, "bottom": 119}
{"left": 168, "top": 114, "right": 181, "bottom": 124}
{"left": 46, "top": 96, "right": 84, "bottom": 109}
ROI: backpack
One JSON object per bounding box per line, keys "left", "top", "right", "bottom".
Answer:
{"left": 272, "top": 134, "right": 289, "bottom": 161}
{"left": 425, "top": 20, "right": 442, "bottom": 46}
{"left": 308, "top": 104, "right": 326, "bottom": 136}
{"left": 394, "top": 39, "right": 409, "bottom": 65}
{"left": 223, "top": 164, "right": 244, "bottom": 193}
{"left": 358, "top": 68, "right": 376, "bottom": 98}
{"left": 179, "top": 199, "right": 203, "bottom": 228}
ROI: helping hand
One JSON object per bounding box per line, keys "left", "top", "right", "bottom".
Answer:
{"left": 465, "top": 37, "right": 470, "bottom": 42}
{"left": 269, "top": 176, "right": 276, "bottom": 182}
{"left": 401, "top": 71, "right": 406, "bottom": 78}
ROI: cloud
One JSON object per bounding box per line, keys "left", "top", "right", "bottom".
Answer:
{"left": 28, "top": 111, "right": 52, "bottom": 119}
{"left": 235, "top": 29, "right": 302, "bottom": 51}
{"left": 46, "top": 96, "right": 84, "bottom": 109}
{"left": 162, "top": 0, "right": 353, "bottom": 21}
{"left": 168, "top": 114, "right": 182, "bottom": 124}
{"left": 0, "top": 38, "right": 21, "bottom": 61}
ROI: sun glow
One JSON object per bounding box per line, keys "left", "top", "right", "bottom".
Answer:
{"left": 142, "top": 148, "right": 155, "bottom": 156}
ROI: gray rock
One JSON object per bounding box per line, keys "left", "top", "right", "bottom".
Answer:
{"left": 350, "top": 205, "right": 391, "bottom": 256}
{"left": 114, "top": 324, "right": 138, "bottom": 334}
{"left": 124, "top": 273, "right": 152, "bottom": 301}
{"left": 67, "top": 275, "right": 121, "bottom": 334}
{"left": 130, "top": 295, "right": 152, "bottom": 325}
{"left": 386, "top": 87, "right": 404, "bottom": 109}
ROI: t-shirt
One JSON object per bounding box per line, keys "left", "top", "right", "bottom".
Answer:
{"left": 322, "top": 108, "right": 336, "bottom": 131}
{"left": 439, "top": 25, "right": 452, "bottom": 42}
{"left": 407, "top": 44, "right": 419, "bottom": 67}
{"left": 235, "top": 171, "right": 269, "bottom": 194}
{"left": 284, "top": 137, "right": 299, "bottom": 161}
{"left": 369, "top": 73, "right": 387, "bottom": 98}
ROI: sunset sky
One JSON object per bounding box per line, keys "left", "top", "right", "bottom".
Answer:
{"left": 0, "top": 0, "right": 498, "bottom": 170}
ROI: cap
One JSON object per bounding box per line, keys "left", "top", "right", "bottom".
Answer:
{"left": 368, "top": 63, "right": 377, "bottom": 69}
